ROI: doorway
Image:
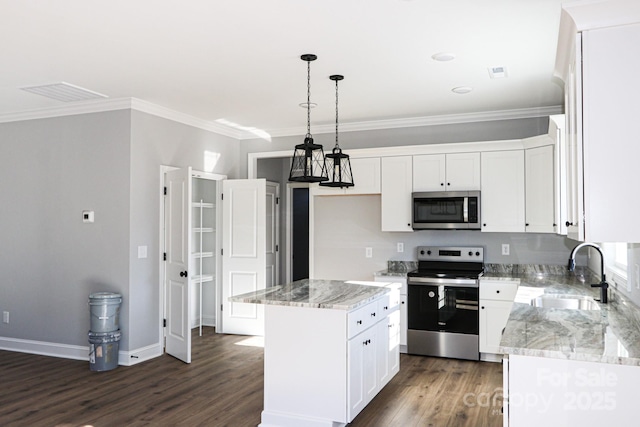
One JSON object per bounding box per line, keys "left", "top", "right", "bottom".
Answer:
{"left": 292, "top": 187, "right": 309, "bottom": 281}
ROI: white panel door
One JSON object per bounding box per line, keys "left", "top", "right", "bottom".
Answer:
{"left": 221, "top": 179, "right": 266, "bottom": 335}
{"left": 165, "top": 167, "right": 192, "bottom": 363}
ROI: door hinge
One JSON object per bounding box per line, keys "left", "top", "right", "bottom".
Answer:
{"left": 163, "top": 252, "right": 167, "bottom": 261}
{"left": 276, "top": 197, "right": 280, "bottom": 205}
{"left": 163, "top": 186, "right": 167, "bottom": 196}
{"left": 220, "top": 304, "right": 223, "bottom": 312}
{"left": 276, "top": 244, "right": 279, "bottom": 252}
{"left": 221, "top": 248, "right": 223, "bottom": 256}
{"left": 221, "top": 193, "right": 224, "bottom": 200}
{"left": 163, "top": 318, "right": 166, "bottom": 327}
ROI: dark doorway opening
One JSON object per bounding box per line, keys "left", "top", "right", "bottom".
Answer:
{"left": 292, "top": 188, "right": 309, "bottom": 281}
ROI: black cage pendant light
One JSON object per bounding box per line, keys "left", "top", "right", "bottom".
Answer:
{"left": 319, "top": 74, "right": 354, "bottom": 188}
{"left": 288, "top": 54, "right": 328, "bottom": 183}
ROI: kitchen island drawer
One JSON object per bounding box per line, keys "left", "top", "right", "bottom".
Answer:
{"left": 348, "top": 301, "right": 379, "bottom": 339}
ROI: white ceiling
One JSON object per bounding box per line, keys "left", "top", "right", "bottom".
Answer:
{"left": 0, "top": 0, "right": 565, "bottom": 138}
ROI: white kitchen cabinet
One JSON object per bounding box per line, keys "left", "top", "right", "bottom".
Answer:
{"left": 313, "top": 157, "right": 381, "bottom": 196}
{"left": 374, "top": 276, "right": 407, "bottom": 352}
{"left": 262, "top": 288, "right": 400, "bottom": 426}
{"left": 525, "top": 145, "right": 556, "bottom": 233}
{"left": 479, "top": 279, "right": 519, "bottom": 355}
{"left": 556, "top": 12, "right": 640, "bottom": 242}
{"left": 480, "top": 150, "right": 525, "bottom": 233}
{"left": 381, "top": 156, "right": 413, "bottom": 232}
{"left": 413, "top": 152, "right": 480, "bottom": 192}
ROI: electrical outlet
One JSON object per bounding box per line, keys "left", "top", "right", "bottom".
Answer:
{"left": 365, "top": 247, "right": 373, "bottom": 258}
{"left": 502, "top": 244, "right": 510, "bottom": 256}
{"left": 2, "top": 311, "right": 9, "bottom": 324}
{"left": 397, "top": 243, "right": 404, "bottom": 253}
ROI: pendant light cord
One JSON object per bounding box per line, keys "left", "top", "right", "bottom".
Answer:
{"left": 306, "top": 60, "right": 311, "bottom": 139}
{"left": 334, "top": 78, "right": 339, "bottom": 150}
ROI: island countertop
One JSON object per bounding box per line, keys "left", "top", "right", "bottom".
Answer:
{"left": 229, "top": 279, "right": 394, "bottom": 310}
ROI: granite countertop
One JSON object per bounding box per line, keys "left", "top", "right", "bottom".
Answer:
{"left": 229, "top": 279, "right": 392, "bottom": 311}
{"left": 496, "top": 271, "right": 640, "bottom": 366}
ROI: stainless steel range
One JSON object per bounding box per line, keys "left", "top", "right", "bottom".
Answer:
{"left": 406, "top": 246, "right": 484, "bottom": 361}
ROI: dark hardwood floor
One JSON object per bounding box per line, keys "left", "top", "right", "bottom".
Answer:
{"left": 0, "top": 328, "right": 503, "bottom": 427}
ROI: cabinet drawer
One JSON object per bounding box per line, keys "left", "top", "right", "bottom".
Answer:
{"left": 348, "top": 301, "right": 379, "bottom": 339}
{"left": 378, "top": 289, "right": 400, "bottom": 317}
{"left": 480, "top": 280, "right": 519, "bottom": 301}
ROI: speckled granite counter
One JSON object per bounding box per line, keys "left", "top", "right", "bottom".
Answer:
{"left": 494, "top": 271, "right": 640, "bottom": 366}
{"left": 229, "top": 279, "right": 392, "bottom": 310}
{"left": 374, "top": 260, "right": 417, "bottom": 278}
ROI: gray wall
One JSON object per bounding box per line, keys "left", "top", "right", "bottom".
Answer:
{"left": 313, "top": 195, "right": 576, "bottom": 280}
{"left": 0, "top": 109, "right": 240, "bottom": 354}
{"left": 128, "top": 110, "right": 240, "bottom": 350}
{"left": 0, "top": 111, "right": 131, "bottom": 347}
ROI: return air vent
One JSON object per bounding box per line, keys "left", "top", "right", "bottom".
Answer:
{"left": 20, "top": 82, "right": 108, "bottom": 102}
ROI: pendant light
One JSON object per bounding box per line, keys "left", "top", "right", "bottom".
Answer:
{"left": 319, "top": 74, "right": 354, "bottom": 188}
{"left": 288, "top": 54, "right": 328, "bottom": 183}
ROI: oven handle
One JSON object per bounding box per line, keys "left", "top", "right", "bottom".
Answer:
{"left": 407, "top": 277, "right": 478, "bottom": 287}
{"left": 463, "top": 197, "right": 469, "bottom": 223}
{"left": 455, "top": 303, "right": 479, "bottom": 311}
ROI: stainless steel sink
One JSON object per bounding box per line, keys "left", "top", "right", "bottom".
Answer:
{"left": 530, "top": 294, "right": 601, "bottom": 310}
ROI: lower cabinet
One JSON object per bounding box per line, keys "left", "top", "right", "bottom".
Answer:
{"left": 374, "top": 276, "right": 407, "bottom": 352}
{"left": 262, "top": 289, "right": 400, "bottom": 426}
{"left": 479, "top": 279, "right": 519, "bottom": 355}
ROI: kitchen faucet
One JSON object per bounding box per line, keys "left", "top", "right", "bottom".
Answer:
{"left": 567, "top": 242, "right": 608, "bottom": 303}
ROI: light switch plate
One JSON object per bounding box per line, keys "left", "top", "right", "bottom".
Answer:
{"left": 138, "top": 246, "right": 148, "bottom": 259}
{"left": 502, "top": 244, "right": 510, "bottom": 256}
{"left": 82, "top": 210, "right": 94, "bottom": 223}
{"left": 365, "top": 247, "right": 373, "bottom": 258}
{"left": 397, "top": 243, "right": 404, "bottom": 253}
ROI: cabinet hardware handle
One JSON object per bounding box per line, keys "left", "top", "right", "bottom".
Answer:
{"left": 481, "top": 306, "right": 485, "bottom": 309}
{"left": 357, "top": 320, "right": 362, "bottom": 325}
{"left": 447, "top": 182, "right": 450, "bottom": 186}
{"left": 371, "top": 313, "right": 376, "bottom": 317}
{"left": 496, "top": 290, "right": 500, "bottom": 293}
{"left": 384, "top": 306, "right": 388, "bottom": 310}
{"left": 179, "top": 271, "right": 188, "bottom": 277}
{"left": 566, "top": 221, "right": 573, "bottom": 226}
{"left": 401, "top": 301, "right": 405, "bottom": 304}
{"left": 440, "top": 183, "right": 444, "bottom": 186}
{"left": 526, "top": 223, "right": 529, "bottom": 226}
{"left": 483, "top": 223, "right": 487, "bottom": 227}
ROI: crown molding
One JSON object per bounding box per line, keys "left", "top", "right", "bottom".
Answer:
{"left": 0, "top": 97, "right": 562, "bottom": 141}
{"left": 260, "top": 105, "right": 563, "bottom": 139}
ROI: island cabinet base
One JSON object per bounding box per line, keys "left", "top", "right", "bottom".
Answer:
{"left": 505, "top": 355, "right": 640, "bottom": 427}
{"left": 259, "top": 298, "right": 399, "bottom": 427}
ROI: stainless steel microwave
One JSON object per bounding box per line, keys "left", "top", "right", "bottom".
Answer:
{"left": 412, "top": 191, "right": 481, "bottom": 230}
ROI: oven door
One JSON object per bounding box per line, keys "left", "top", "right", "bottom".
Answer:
{"left": 407, "top": 281, "right": 479, "bottom": 335}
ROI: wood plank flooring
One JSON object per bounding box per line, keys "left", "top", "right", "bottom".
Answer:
{"left": 0, "top": 328, "right": 503, "bottom": 426}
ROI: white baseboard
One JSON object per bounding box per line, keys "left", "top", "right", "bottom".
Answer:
{"left": 0, "top": 335, "right": 163, "bottom": 367}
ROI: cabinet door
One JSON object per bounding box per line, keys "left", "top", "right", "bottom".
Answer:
{"left": 525, "top": 145, "right": 555, "bottom": 233}
{"left": 413, "top": 154, "right": 446, "bottom": 191}
{"left": 446, "top": 152, "right": 481, "bottom": 191}
{"left": 481, "top": 150, "right": 525, "bottom": 233}
{"left": 346, "top": 158, "right": 381, "bottom": 195}
{"left": 381, "top": 156, "right": 413, "bottom": 232}
{"left": 479, "top": 299, "right": 513, "bottom": 354}
{"left": 348, "top": 327, "right": 377, "bottom": 421}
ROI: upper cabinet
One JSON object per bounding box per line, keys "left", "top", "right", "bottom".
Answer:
{"left": 481, "top": 150, "right": 525, "bottom": 233}
{"left": 313, "top": 157, "right": 381, "bottom": 196}
{"left": 555, "top": 4, "right": 640, "bottom": 242}
{"left": 413, "top": 152, "right": 480, "bottom": 192}
{"left": 381, "top": 156, "right": 413, "bottom": 232}
{"left": 525, "top": 144, "right": 556, "bottom": 233}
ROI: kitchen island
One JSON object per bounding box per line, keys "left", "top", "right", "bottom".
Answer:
{"left": 230, "top": 279, "right": 401, "bottom": 427}
{"left": 492, "top": 270, "right": 640, "bottom": 427}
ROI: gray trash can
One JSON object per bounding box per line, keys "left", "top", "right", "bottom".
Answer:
{"left": 88, "top": 292, "right": 122, "bottom": 333}
{"left": 88, "top": 330, "right": 121, "bottom": 371}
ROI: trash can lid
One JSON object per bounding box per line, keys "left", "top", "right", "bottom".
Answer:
{"left": 89, "top": 292, "right": 122, "bottom": 299}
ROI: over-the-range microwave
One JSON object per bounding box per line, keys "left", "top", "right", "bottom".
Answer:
{"left": 412, "top": 191, "right": 481, "bottom": 230}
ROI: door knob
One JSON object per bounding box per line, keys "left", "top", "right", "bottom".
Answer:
{"left": 180, "top": 271, "right": 188, "bottom": 278}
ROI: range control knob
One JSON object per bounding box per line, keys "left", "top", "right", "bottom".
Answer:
{"left": 427, "top": 250, "right": 432, "bottom": 255}
{"left": 468, "top": 251, "right": 473, "bottom": 256}
{"left": 420, "top": 250, "right": 425, "bottom": 255}
{"left": 476, "top": 251, "right": 480, "bottom": 256}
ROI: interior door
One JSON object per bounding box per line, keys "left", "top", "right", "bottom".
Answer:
{"left": 221, "top": 179, "right": 266, "bottom": 335}
{"left": 165, "top": 167, "right": 192, "bottom": 363}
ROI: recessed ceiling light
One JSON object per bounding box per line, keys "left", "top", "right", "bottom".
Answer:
{"left": 432, "top": 52, "right": 456, "bottom": 62}
{"left": 488, "top": 66, "right": 508, "bottom": 79}
{"left": 299, "top": 102, "right": 317, "bottom": 108}
{"left": 452, "top": 86, "right": 473, "bottom": 94}
{"left": 19, "top": 82, "right": 107, "bottom": 102}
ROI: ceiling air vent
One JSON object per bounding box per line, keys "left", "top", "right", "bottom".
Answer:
{"left": 20, "top": 82, "right": 108, "bottom": 102}
{"left": 488, "top": 66, "right": 508, "bottom": 79}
